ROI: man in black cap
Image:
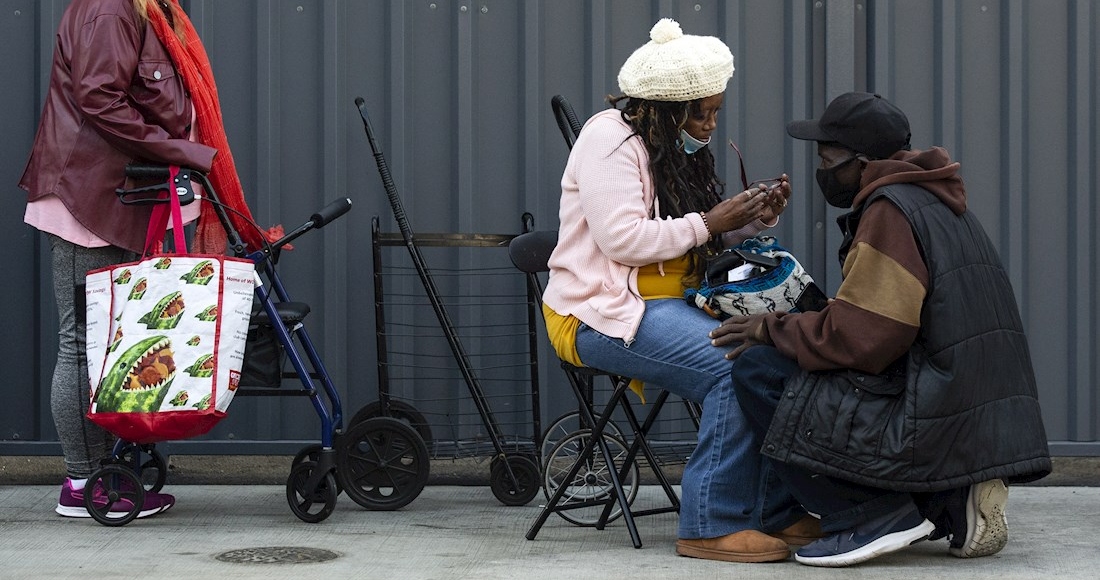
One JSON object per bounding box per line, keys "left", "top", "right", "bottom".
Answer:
{"left": 709, "top": 92, "right": 1051, "bottom": 567}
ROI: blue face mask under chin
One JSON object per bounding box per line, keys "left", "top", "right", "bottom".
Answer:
{"left": 679, "top": 129, "right": 711, "bottom": 155}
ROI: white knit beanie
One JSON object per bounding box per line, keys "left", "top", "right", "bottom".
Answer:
{"left": 617, "top": 18, "right": 734, "bottom": 102}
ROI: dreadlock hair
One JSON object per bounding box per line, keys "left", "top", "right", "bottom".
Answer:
{"left": 609, "top": 94, "right": 725, "bottom": 281}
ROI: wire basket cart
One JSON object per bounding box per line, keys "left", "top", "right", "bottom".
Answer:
{"left": 355, "top": 98, "right": 542, "bottom": 506}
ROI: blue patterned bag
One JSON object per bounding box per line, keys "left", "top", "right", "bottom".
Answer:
{"left": 684, "top": 236, "right": 824, "bottom": 319}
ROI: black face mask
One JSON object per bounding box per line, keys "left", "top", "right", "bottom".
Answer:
{"left": 815, "top": 157, "right": 860, "bottom": 208}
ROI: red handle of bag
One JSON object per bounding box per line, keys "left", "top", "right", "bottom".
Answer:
{"left": 143, "top": 165, "right": 188, "bottom": 256}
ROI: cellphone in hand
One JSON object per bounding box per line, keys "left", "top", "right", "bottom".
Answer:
{"left": 750, "top": 178, "right": 783, "bottom": 192}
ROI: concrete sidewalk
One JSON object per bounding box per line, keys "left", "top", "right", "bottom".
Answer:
{"left": 1, "top": 483, "right": 1097, "bottom": 580}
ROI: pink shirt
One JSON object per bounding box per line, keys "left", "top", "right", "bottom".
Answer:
{"left": 543, "top": 108, "right": 769, "bottom": 343}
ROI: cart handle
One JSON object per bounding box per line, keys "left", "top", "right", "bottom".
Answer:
{"left": 310, "top": 197, "right": 353, "bottom": 228}
{"left": 115, "top": 164, "right": 197, "bottom": 206}
{"left": 116, "top": 163, "right": 353, "bottom": 257}
{"left": 268, "top": 197, "right": 354, "bottom": 250}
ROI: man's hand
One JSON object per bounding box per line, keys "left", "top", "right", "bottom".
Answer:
{"left": 710, "top": 313, "right": 771, "bottom": 360}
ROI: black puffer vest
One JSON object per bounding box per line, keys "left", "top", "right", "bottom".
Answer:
{"left": 762, "top": 184, "right": 1051, "bottom": 491}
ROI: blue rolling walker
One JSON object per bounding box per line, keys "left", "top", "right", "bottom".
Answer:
{"left": 86, "top": 164, "right": 430, "bottom": 526}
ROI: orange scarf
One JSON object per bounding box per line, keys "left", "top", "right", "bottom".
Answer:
{"left": 146, "top": 1, "right": 274, "bottom": 254}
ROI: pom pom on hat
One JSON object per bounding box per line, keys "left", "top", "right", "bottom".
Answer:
{"left": 617, "top": 18, "right": 734, "bottom": 102}
{"left": 649, "top": 18, "right": 682, "bottom": 43}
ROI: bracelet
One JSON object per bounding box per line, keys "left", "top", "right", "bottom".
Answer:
{"left": 700, "top": 212, "right": 712, "bottom": 234}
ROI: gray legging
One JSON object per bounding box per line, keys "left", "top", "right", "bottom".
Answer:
{"left": 49, "top": 234, "right": 136, "bottom": 478}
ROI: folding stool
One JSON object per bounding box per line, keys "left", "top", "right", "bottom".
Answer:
{"left": 508, "top": 228, "right": 684, "bottom": 549}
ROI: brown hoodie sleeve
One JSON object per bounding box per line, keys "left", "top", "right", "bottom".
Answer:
{"left": 765, "top": 198, "right": 929, "bottom": 373}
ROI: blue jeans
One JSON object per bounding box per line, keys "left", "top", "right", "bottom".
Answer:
{"left": 574, "top": 299, "right": 803, "bottom": 539}
{"left": 731, "top": 345, "right": 914, "bottom": 533}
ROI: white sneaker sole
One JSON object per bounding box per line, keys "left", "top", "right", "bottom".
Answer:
{"left": 56, "top": 499, "right": 165, "bottom": 519}
{"left": 56, "top": 504, "right": 161, "bottom": 518}
{"left": 55, "top": 505, "right": 131, "bottom": 518}
{"left": 796, "top": 519, "right": 936, "bottom": 567}
{"left": 950, "top": 479, "right": 1008, "bottom": 558}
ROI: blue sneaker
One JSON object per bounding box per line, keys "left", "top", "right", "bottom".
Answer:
{"left": 795, "top": 503, "right": 936, "bottom": 567}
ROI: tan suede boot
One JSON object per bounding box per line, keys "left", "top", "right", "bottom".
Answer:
{"left": 676, "top": 530, "right": 791, "bottom": 563}
{"left": 769, "top": 515, "right": 825, "bottom": 547}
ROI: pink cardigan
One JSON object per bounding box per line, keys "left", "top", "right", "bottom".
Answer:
{"left": 543, "top": 108, "right": 768, "bottom": 344}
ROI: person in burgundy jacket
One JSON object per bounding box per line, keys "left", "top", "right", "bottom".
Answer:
{"left": 19, "top": 0, "right": 240, "bottom": 519}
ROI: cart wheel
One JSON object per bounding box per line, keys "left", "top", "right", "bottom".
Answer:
{"left": 285, "top": 460, "right": 338, "bottom": 523}
{"left": 336, "top": 417, "right": 429, "bottom": 511}
{"left": 117, "top": 443, "right": 168, "bottom": 493}
{"left": 85, "top": 465, "right": 144, "bottom": 527}
{"left": 292, "top": 444, "right": 343, "bottom": 495}
{"left": 540, "top": 411, "right": 623, "bottom": 468}
{"left": 489, "top": 454, "right": 540, "bottom": 506}
{"left": 292, "top": 443, "right": 320, "bottom": 467}
{"left": 542, "top": 430, "right": 639, "bottom": 526}
{"left": 348, "top": 400, "right": 433, "bottom": 450}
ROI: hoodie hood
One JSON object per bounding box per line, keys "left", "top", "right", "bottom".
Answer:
{"left": 853, "top": 146, "right": 967, "bottom": 215}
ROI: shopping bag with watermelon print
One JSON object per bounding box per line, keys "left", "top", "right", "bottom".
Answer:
{"left": 84, "top": 167, "right": 256, "bottom": 443}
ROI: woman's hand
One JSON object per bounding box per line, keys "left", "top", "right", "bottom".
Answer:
{"left": 757, "top": 174, "right": 791, "bottom": 224}
{"left": 703, "top": 188, "right": 766, "bottom": 233}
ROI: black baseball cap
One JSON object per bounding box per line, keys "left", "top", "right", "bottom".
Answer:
{"left": 787, "top": 92, "right": 911, "bottom": 159}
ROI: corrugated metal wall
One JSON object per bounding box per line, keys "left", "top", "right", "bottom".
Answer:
{"left": 2, "top": 0, "right": 1096, "bottom": 456}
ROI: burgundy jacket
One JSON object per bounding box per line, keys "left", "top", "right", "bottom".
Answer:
{"left": 19, "top": 0, "right": 216, "bottom": 253}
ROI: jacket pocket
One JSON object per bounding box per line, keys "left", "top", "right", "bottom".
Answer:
{"left": 136, "top": 60, "right": 177, "bottom": 83}
{"left": 798, "top": 370, "right": 906, "bottom": 465}
{"left": 130, "top": 58, "right": 188, "bottom": 136}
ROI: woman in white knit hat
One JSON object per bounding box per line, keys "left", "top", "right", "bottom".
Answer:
{"left": 541, "top": 19, "right": 818, "bottom": 563}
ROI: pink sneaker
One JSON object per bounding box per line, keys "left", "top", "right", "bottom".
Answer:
{"left": 55, "top": 478, "right": 169, "bottom": 519}
{"left": 119, "top": 478, "right": 176, "bottom": 514}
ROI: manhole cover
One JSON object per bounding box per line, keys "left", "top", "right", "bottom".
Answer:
{"left": 215, "top": 547, "right": 339, "bottom": 564}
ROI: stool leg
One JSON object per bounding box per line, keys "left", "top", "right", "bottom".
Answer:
{"left": 626, "top": 391, "right": 682, "bottom": 510}
{"left": 589, "top": 385, "right": 642, "bottom": 547}
{"left": 526, "top": 371, "right": 643, "bottom": 548}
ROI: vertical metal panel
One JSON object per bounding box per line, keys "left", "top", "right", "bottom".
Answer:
{"left": 0, "top": 1, "right": 44, "bottom": 443}
{"left": 1069, "top": 0, "right": 1098, "bottom": 441}
{"left": 821, "top": 0, "right": 857, "bottom": 291}
{"left": 864, "top": 0, "right": 1100, "bottom": 449}
{"left": 2, "top": 0, "right": 1096, "bottom": 455}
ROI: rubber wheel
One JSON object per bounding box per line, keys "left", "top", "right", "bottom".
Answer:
{"left": 542, "top": 430, "right": 639, "bottom": 526}
{"left": 336, "top": 416, "right": 429, "bottom": 511}
{"left": 489, "top": 454, "right": 540, "bottom": 506}
{"left": 285, "top": 460, "right": 338, "bottom": 523}
{"left": 540, "top": 411, "right": 623, "bottom": 468}
{"left": 348, "top": 400, "right": 433, "bottom": 451}
{"left": 85, "top": 465, "right": 144, "bottom": 527}
{"left": 292, "top": 444, "right": 343, "bottom": 495}
{"left": 292, "top": 443, "right": 322, "bottom": 468}
{"left": 117, "top": 443, "right": 168, "bottom": 493}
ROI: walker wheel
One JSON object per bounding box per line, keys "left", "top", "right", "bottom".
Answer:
{"left": 285, "top": 460, "right": 338, "bottom": 523}
{"left": 292, "top": 444, "right": 343, "bottom": 495}
{"left": 85, "top": 465, "right": 144, "bottom": 527}
{"left": 117, "top": 443, "right": 168, "bottom": 493}
{"left": 348, "top": 400, "right": 434, "bottom": 451}
{"left": 336, "top": 416, "right": 429, "bottom": 511}
{"left": 489, "top": 454, "right": 540, "bottom": 506}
